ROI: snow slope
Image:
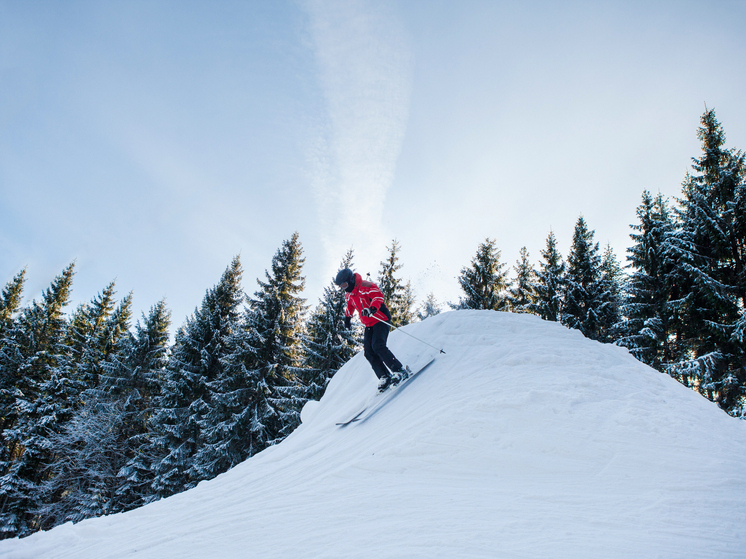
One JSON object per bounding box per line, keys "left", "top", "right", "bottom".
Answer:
{"left": 2, "top": 310, "right": 745, "bottom": 559}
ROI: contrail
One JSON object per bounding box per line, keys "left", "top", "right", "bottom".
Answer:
{"left": 302, "top": 0, "right": 413, "bottom": 276}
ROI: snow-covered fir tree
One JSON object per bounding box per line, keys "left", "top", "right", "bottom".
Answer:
{"left": 508, "top": 247, "right": 537, "bottom": 313}
{"left": 455, "top": 238, "right": 509, "bottom": 311}
{"left": 617, "top": 191, "right": 677, "bottom": 368}
{"left": 31, "top": 284, "right": 133, "bottom": 530}
{"left": 65, "top": 282, "right": 132, "bottom": 394}
{"left": 188, "top": 236, "right": 308, "bottom": 481}
{"left": 562, "top": 216, "right": 604, "bottom": 340}
{"left": 0, "top": 270, "right": 27, "bottom": 463}
{"left": 150, "top": 257, "right": 243, "bottom": 498}
{"left": 417, "top": 292, "right": 442, "bottom": 321}
{"left": 0, "top": 270, "right": 28, "bottom": 533}
{"left": 107, "top": 300, "right": 171, "bottom": 513}
{"left": 665, "top": 109, "right": 746, "bottom": 415}
{"left": 597, "top": 244, "right": 624, "bottom": 343}
{"left": 300, "top": 250, "right": 361, "bottom": 401}
{"left": 397, "top": 281, "right": 416, "bottom": 324}
{"left": 34, "top": 397, "right": 127, "bottom": 530}
{"left": 0, "top": 269, "right": 26, "bottom": 336}
{"left": 529, "top": 231, "right": 565, "bottom": 322}
{"left": 240, "top": 233, "right": 308, "bottom": 446}
{"left": 205, "top": 309, "right": 270, "bottom": 469}
{"left": 377, "top": 240, "right": 415, "bottom": 326}
{"left": 0, "top": 264, "right": 76, "bottom": 538}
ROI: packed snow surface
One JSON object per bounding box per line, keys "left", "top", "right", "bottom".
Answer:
{"left": 2, "top": 310, "right": 745, "bottom": 559}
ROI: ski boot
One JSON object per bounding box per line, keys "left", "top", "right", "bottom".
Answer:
{"left": 390, "top": 366, "right": 411, "bottom": 387}
{"left": 377, "top": 375, "right": 393, "bottom": 393}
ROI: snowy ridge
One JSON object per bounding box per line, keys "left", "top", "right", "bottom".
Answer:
{"left": 3, "top": 310, "right": 746, "bottom": 559}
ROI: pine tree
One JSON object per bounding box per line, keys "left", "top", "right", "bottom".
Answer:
{"left": 65, "top": 283, "right": 133, "bottom": 394}
{"left": 666, "top": 109, "right": 746, "bottom": 414}
{"left": 0, "top": 263, "right": 76, "bottom": 538}
{"left": 109, "top": 300, "right": 171, "bottom": 513}
{"left": 377, "top": 240, "right": 415, "bottom": 326}
{"left": 34, "top": 398, "right": 126, "bottom": 529}
{"left": 417, "top": 293, "right": 442, "bottom": 321}
{"left": 29, "top": 283, "right": 133, "bottom": 530}
{"left": 508, "top": 247, "right": 537, "bottom": 313}
{"left": 563, "top": 216, "right": 604, "bottom": 340}
{"left": 399, "top": 281, "right": 416, "bottom": 324}
{"left": 150, "top": 257, "right": 243, "bottom": 498}
{"left": 456, "top": 238, "right": 509, "bottom": 311}
{"left": 300, "top": 250, "right": 361, "bottom": 401}
{"left": 0, "top": 269, "right": 26, "bottom": 337}
{"left": 529, "top": 231, "right": 565, "bottom": 322}
{"left": 241, "top": 233, "right": 308, "bottom": 446}
{"left": 186, "top": 236, "right": 308, "bottom": 485}
{"left": 597, "top": 244, "right": 624, "bottom": 343}
{"left": 207, "top": 310, "right": 269, "bottom": 466}
{"left": 0, "top": 270, "right": 27, "bottom": 465}
{"left": 617, "top": 192, "right": 677, "bottom": 368}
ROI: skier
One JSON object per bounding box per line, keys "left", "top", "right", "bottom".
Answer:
{"left": 335, "top": 268, "right": 409, "bottom": 392}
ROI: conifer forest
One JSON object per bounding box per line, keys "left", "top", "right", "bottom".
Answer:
{"left": 1, "top": 109, "right": 745, "bottom": 538}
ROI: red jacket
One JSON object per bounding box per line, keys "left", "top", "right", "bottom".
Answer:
{"left": 344, "top": 273, "right": 391, "bottom": 328}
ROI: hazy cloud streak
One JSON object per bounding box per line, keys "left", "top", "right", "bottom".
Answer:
{"left": 302, "top": 0, "right": 412, "bottom": 275}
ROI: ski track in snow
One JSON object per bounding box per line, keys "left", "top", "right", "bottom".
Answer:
{"left": 2, "top": 310, "right": 745, "bottom": 559}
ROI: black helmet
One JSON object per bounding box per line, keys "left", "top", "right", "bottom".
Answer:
{"left": 334, "top": 268, "right": 355, "bottom": 290}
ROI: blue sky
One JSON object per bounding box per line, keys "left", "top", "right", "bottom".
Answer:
{"left": 2, "top": 0, "right": 745, "bottom": 330}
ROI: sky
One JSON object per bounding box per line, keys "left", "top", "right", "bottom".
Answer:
{"left": 2, "top": 0, "right": 746, "bottom": 331}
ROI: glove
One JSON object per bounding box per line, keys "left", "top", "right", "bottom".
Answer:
{"left": 344, "top": 316, "right": 352, "bottom": 330}
{"left": 362, "top": 306, "right": 378, "bottom": 318}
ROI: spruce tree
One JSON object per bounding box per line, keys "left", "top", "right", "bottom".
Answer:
{"left": 109, "top": 300, "right": 171, "bottom": 512}
{"left": 186, "top": 236, "right": 308, "bottom": 484}
{"left": 508, "top": 247, "right": 537, "bottom": 313}
{"left": 242, "top": 233, "right": 308, "bottom": 446}
{"left": 456, "top": 238, "right": 509, "bottom": 311}
{"left": 563, "top": 216, "right": 604, "bottom": 340}
{"left": 30, "top": 284, "right": 133, "bottom": 530}
{"left": 0, "top": 263, "right": 76, "bottom": 538}
{"left": 666, "top": 109, "right": 746, "bottom": 414}
{"left": 417, "top": 293, "right": 442, "bottom": 321}
{"left": 190, "top": 237, "right": 308, "bottom": 480}
{"left": 150, "top": 257, "right": 243, "bottom": 498}
{"left": 34, "top": 397, "right": 126, "bottom": 529}
{"left": 617, "top": 191, "right": 677, "bottom": 368}
{"left": 597, "top": 244, "right": 624, "bottom": 343}
{"left": 300, "top": 250, "right": 361, "bottom": 401}
{"left": 65, "top": 283, "right": 133, "bottom": 394}
{"left": 207, "top": 310, "right": 269, "bottom": 465}
{"left": 529, "top": 231, "right": 565, "bottom": 322}
{"left": 0, "top": 269, "right": 26, "bottom": 336}
{"left": 0, "top": 270, "right": 27, "bottom": 465}
{"left": 378, "top": 239, "right": 415, "bottom": 326}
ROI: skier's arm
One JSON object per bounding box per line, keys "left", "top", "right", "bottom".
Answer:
{"left": 344, "top": 298, "right": 355, "bottom": 319}
{"left": 365, "top": 284, "right": 385, "bottom": 311}
{"left": 355, "top": 283, "right": 384, "bottom": 319}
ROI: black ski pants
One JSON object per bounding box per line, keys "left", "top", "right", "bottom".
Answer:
{"left": 363, "top": 321, "right": 403, "bottom": 379}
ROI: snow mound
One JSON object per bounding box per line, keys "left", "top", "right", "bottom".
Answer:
{"left": 4, "top": 310, "right": 746, "bottom": 559}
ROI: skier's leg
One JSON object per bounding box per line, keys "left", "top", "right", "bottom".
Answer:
{"left": 364, "top": 326, "right": 391, "bottom": 379}
{"left": 370, "top": 322, "right": 404, "bottom": 372}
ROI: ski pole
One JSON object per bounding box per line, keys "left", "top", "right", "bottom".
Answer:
{"left": 371, "top": 314, "right": 446, "bottom": 354}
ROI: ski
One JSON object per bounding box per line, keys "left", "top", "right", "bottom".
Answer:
{"left": 336, "top": 356, "right": 436, "bottom": 426}
{"left": 335, "top": 407, "right": 368, "bottom": 427}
